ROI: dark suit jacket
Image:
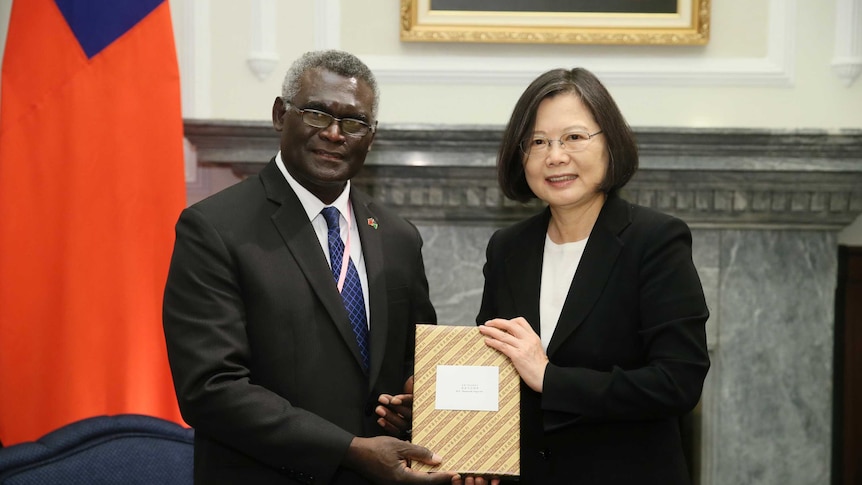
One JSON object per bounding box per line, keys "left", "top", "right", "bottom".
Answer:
{"left": 163, "top": 160, "right": 436, "bottom": 484}
{"left": 477, "top": 194, "right": 710, "bottom": 485}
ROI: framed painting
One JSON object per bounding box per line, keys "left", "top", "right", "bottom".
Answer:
{"left": 400, "top": 0, "right": 710, "bottom": 45}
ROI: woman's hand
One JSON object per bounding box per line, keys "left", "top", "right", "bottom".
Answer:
{"left": 453, "top": 475, "right": 501, "bottom": 485}
{"left": 479, "top": 317, "right": 549, "bottom": 393}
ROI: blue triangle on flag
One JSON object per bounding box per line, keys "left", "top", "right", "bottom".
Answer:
{"left": 54, "top": 0, "right": 165, "bottom": 59}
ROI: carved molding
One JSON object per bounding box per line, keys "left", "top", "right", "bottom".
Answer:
{"left": 313, "top": 0, "right": 341, "bottom": 50}
{"left": 246, "top": 0, "right": 278, "bottom": 81}
{"left": 832, "top": 0, "right": 862, "bottom": 86}
{"left": 175, "top": 0, "right": 211, "bottom": 118}
{"left": 184, "top": 120, "right": 862, "bottom": 229}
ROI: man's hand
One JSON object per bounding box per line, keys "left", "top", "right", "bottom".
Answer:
{"left": 376, "top": 375, "right": 414, "bottom": 438}
{"left": 343, "top": 436, "right": 457, "bottom": 484}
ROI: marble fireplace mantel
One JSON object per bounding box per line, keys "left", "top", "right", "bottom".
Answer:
{"left": 184, "top": 120, "right": 862, "bottom": 485}
{"left": 184, "top": 120, "right": 862, "bottom": 230}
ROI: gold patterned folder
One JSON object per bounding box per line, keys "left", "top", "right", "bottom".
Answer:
{"left": 411, "top": 324, "right": 520, "bottom": 477}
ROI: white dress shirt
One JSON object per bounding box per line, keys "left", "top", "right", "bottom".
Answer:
{"left": 539, "top": 234, "right": 588, "bottom": 351}
{"left": 276, "top": 152, "right": 370, "bottom": 328}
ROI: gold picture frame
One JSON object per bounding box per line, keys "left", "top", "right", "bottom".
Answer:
{"left": 400, "top": 0, "right": 710, "bottom": 45}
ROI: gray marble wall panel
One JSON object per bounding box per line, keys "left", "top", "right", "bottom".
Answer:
{"left": 690, "top": 229, "right": 721, "bottom": 484}
{"left": 693, "top": 229, "right": 722, "bottom": 351}
{"left": 417, "top": 223, "right": 497, "bottom": 326}
{"left": 710, "top": 230, "right": 836, "bottom": 485}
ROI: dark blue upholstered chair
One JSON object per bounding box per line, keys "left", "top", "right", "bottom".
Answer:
{"left": 0, "top": 414, "right": 194, "bottom": 484}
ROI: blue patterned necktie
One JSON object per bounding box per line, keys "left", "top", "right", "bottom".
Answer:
{"left": 321, "top": 207, "right": 370, "bottom": 372}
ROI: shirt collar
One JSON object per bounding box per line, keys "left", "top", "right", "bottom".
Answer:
{"left": 275, "top": 151, "right": 352, "bottom": 221}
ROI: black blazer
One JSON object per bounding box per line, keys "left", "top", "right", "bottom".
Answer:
{"left": 477, "top": 194, "right": 710, "bottom": 485}
{"left": 163, "top": 160, "right": 436, "bottom": 484}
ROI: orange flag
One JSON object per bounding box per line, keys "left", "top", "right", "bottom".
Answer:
{"left": 0, "top": 0, "right": 186, "bottom": 444}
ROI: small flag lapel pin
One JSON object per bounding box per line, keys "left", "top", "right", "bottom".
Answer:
{"left": 367, "top": 218, "right": 379, "bottom": 229}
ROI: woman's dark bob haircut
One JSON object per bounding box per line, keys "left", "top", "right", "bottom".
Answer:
{"left": 497, "top": 68, "right": 638, "bottom": 203}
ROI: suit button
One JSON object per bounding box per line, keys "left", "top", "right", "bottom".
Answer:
{"left": 539, "top": 448, "right": 551, "bottom": 460}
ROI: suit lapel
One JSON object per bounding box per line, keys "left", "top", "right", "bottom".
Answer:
{"left": 260, "top": 162, "right": 366, "bottom": 371}
{"left": 351, "top": 191, "right": 387, "bottom": 386}
{"left": 504, "top": 210, "right": 550, "bottom": 336}
{"left": 546, "top": 195, "right": 631, "bottom": 358}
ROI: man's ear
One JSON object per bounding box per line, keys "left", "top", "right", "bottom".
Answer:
{"left": 366, "top": 123, "right": 378, "bottom": 152}
{"left": 272, "top": 96, "right": 286, "bottom": 131}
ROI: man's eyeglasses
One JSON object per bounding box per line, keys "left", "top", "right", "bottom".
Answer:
{"left": 520, "top": 130, "right": 603, "bottom": 156}
{"left": 284, "top": 100, "right": 376, "bottom": 137}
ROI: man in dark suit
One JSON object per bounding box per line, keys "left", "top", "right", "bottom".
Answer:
{"left": 163, "top": 50, "right": 455, "bottom": 484}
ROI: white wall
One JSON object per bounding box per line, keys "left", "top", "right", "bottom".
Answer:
{"left": 2, "top": 0, "right": 861, "bottom": 242}
{"left": 163, "top": 0, "right": 862, "bottom": 128}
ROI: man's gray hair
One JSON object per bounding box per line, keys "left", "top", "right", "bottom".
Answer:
{"left": 281, "top": 50, "right": 380, "bottom": 118}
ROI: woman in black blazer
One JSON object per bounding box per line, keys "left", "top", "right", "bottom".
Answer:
{"left": 475, "top": 68, "right": 710, "bottom": 485}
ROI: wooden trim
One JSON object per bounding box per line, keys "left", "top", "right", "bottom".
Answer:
{"left": 834, "top": 245, "right": 862, "bottom": 485}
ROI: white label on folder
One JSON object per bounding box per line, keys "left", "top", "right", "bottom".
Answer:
{"left": 434, "top": 365, "right": 499, "bottom": 411}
